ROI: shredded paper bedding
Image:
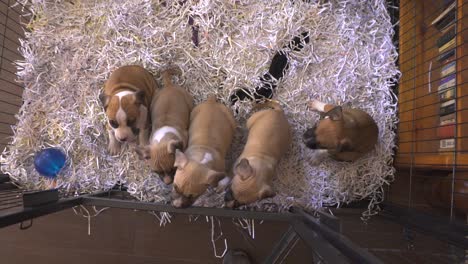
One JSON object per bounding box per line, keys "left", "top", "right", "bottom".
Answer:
{"left": 1, "top": 0, "right": 399, "bottom": 217}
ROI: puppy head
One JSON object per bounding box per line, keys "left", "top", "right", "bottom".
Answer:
{"left": 136, "top": 140, "right": 183, "bottom": 184}
{"left": 171, "top": 149, "right": 225, "bottom": 208}
{"left": 224, "top": 159, "right": 275, "bottom": 208}
{"left": 100, "top": 90, "right": 145, "bottom": 142}
{"left": 303, "top": 106, "right": 352, "bottom": 152}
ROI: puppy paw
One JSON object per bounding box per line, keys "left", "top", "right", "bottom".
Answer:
{"left": 308, "top": 100, "right": 325, "bottom": 112}
{"left": 108, "top": 142, "right": 121, "bottom": 156}
{"left": 308, "top": 149, "right": 328, "bottom": 166}
{"left": 216, "top": 177, "right": 231, "bottom": 193}
{"left": 308, "top": 158, "right": 322, "bottom": 166}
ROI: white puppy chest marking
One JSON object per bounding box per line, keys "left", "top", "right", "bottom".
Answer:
{"left": 151, "top": 126, "right": 181, "bottom": 143}
{"left": 200, "top": 152, "right": 213, "bottom": 164}
{"left": 115, "top": 91, "right": 134, "bottom": 125}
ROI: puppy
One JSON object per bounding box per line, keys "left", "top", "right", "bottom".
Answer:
{"left": 136, "top": 67, "right": 194, "bottom": 184}
{"left": 172, "top": 96, "right": 236, "bottom": 208}
{"left": 224, "top": 100, "right": 291, "bottom": 208}
{"left": 303, "top": 99, "right": 378, "bottom": 162}
{"left": 100, "top": 65, "right": 158, "bottom": 155}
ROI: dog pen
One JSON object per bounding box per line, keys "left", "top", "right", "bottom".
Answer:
{"left": 0, "top": 0, "right": 467, "bottom": 263}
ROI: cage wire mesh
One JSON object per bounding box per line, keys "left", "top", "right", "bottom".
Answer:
{"left": 391, "top": 0, "right": 468, "bottom": 224}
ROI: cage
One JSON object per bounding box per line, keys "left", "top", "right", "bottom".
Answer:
{"left": 0, "top": 0, "right": 467, "bottom": 263}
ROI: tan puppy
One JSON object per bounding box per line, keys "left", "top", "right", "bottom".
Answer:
{"left": 303, "top": 99, "right": 378, "bottom": 162}
{"left": 136, "top": 67, "right": 194, "bottom": 184}
{"left": 171, "top": 96, "right": 236, "bottom": 208}
{"left": 100, "top": 65, "right": 158, "bottom": 155}
{"left": 224, "top": 101, "right": 291, "bottom": 208}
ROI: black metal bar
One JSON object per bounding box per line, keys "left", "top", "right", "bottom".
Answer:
{"left": 315, "top": 209, "right": 342, "bottom": 233}
{"left": 23, "top": 189, "right": 59, "bottom": 208}
{"left": 262, "top": 226, "right": 299, "bottom": 264}
{"left": 0, "top": 191, "right": 22, "bottom": 198}
{"left": 0, "top": 202, "right": 22, "bottom": 211}
{"left": 0, "top": 198, "right": 22, "bottom": 208}
{"left": 291, "top": 207, "right": 383, "bottom": 264}
{"left": 291, "top": 218, "right": 350, "bottom": 263}
{"left": 0, "top": 196, "right": 82, "bottom": 228}
{"left": 0, "top": 174, "right": 10, "bottom": 183}
{"left": 380, "top": 203, "right": 468, "bottom": 249}
{"left": 82, "top": 196, "right": 296, "bottom": 222}
{"left": 0, "top": 182, "right": 17, "bottom": 191}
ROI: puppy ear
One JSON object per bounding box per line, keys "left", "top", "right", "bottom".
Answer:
{"left": 205, "top": 170, "right": 225, "bottom": 187}
{"left": 336, "top": 138, "right": 352, "bottom": 152}
{"left": 258, "top": 185, "right": 276, "bottom": 199}
{"left": 235, "top": 158, "right": 253, "bottom": 181}
{"left": 174, "top": 149, "right": 188, "bottom": 169}
{"left": 167, "top": 140, "right": 183, "bottom": 154}
{"left": 99, "top": 93, "right": 110, "bottom": 110}
{"left": 325, "top": 106, "right": 343, "bottom": 121}
{"left": 135, "top": 146, "right": 150, "bottom": 160}
{"left": 134, "top": 90, "right": 145, "bottom": 105}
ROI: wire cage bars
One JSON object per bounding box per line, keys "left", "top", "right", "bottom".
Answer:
{"left": 0, "top": 0, "right": 467, "bottom": 263}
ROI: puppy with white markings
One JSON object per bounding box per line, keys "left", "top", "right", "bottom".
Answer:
{"left": 136, "top": 67, "right": 194, "bottom": 184}
{"left": 303, "top": 99, "right": 379, "bottom": 162}
{"left": 100, "top": 65, "right": 158, "bottom": 155}
{"left": 224, "top": 100, "right": 291, "bottom": 208}
{"left": 171, "top": 96, "right": 236, "bottom": 208}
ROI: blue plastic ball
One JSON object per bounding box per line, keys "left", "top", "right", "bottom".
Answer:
{"left": 34, "top": 148, "right": 66, "bottom": 178}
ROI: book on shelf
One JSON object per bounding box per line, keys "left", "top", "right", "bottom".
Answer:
{"left": 439, "top": 37, "right": 456, "bottom": 53}
{"left": 431, "top": 2, "right": 456, "bottom": 31}
{"left": 437, "top": 124, "right": 455, "bottom": 139}
{"left": 438, "top": 74, "right": 456, "bottom": 91}
{"left": 439, "top": 87, "right": 455, "bottom": 101}
{"left": 437, "top": 24, "right": 457, "bottom": 47}
{"left": 441, "top": 61, "right": 456, "bottom": 77}
{"left": 439, "top": 99, "right": 456, "bottom": 116}
{"left": 439, "top": 138, "right": 455, "bottom": 151}
{"left": 440, "top": 112, "right": 456, "bottom": 125}
{"left": 438, "top": 49, "right": 456, "bottom": 62}
{"left": 441, "top": 22, "right": 456, "bottom": 34}
{"left": 431, "top": 2, "right": 456, "bottom": 26}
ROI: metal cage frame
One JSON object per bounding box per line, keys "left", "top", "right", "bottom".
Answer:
{"left": 1, "top": 175, "right": 467, "bottom": 264}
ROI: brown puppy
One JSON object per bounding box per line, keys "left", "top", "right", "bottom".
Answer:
{"left": 136, "top": 67, "right": 194, "bottom": 184}
{"left": 172, "top": 96, "right": 236, "bottom": 208}
{"left": 224, "top": 100, "right": 291, "bottom": 208}
{"left": 303, "top": 99, "right": 378, "bottom": 162}
{"left": 100, "top": 65, "right": 158, "bottom": 155}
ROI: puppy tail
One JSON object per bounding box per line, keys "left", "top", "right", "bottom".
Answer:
{"left": 253, "top": 99, "right": 283, "bottom": 111}
{"left": 161, "top": 67, "right": 182, "bottom": 87}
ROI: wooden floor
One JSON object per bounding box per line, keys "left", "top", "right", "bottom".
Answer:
{"left": 0, "top": 208, "right": 314, "bottom": 264}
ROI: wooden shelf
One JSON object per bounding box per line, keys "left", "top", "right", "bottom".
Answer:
{"left": 396, "top": 0, "right": 468, "bottom": 170}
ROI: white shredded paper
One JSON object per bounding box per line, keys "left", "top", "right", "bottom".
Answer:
{"left": 1, "top": 0, "right": 399, "bottom": 217}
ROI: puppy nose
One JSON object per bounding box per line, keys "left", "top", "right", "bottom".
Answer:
{"left": 172, "top": 198, "right": 191, "bottom": 208}
{"left": 162, "top": 175, "right": 173, "bottom": 185}
{"left": 303, "top": 128, "right": 315, "bottom": 140}
{"left": 120, "top": 137, "right": 127, "bottom": 142}
{"left": 225, "top": 200, "right": 236, "bottom": 208}
{"left": 131, "top": 127, "right": 140, "bottom": 135}
{"left": 303, "top": 129, "right": 317, "bottom": 149}
{"left": 224, "top": 188, "right": 234, "bottom": 202}
{"left": 304, "top": 138, "right": 317, "bottom": 149}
